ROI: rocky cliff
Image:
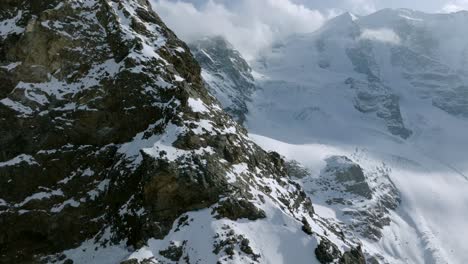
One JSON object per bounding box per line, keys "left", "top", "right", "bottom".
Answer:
{"left": 0, "top": 1, "right": 364, "bottom": 263}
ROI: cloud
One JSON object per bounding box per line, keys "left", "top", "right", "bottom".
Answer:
{"left": 151, "top": 0, "right": 328, "bottom": 60}
{"left": 346, "top": 0, "right": 377, "bottom": 14}
{"left": 360, "top": 28, "right": 401, "bottom": 44}
{"left": 441, "top": 0, "right": 468, "bottom": 12}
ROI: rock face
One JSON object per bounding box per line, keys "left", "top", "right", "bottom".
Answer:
{"left": 323, "top": 156, "right": 372, "bottom": 199}
{"left": 344, "top": 76, "right": 412, "bottom": 139}
{"left": 315, "top": 238, "right": 365, "bottom": 264}
{"left": 0, "top": 1, "right": 363, "bottom": 263}
{"left": 302, "top": 154, "right": 400, "bottom": 242}
{"left": 0, "top": 0, "right": 208, "bottom": 260}
{"left": 319, "top": 14, "right": 413, "bottom": 139}
{"left": 315, "top": 238, "right": 343, "bottom": 263}
{"left": 189, "top": 36, "right": 256, "bottom": 123}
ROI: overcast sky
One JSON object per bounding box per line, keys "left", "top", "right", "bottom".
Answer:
{"left": 151, "top": 0, "right": 468, "bottom": 59}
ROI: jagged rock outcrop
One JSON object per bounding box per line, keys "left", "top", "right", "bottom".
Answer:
{"left": 0, "top": 1, "right": 363, "bottom": 263}
{"left": 315, "top": 238, "right": 365, "bottom": 264}
{"left": 323, "top": 156, "right": 373, "bottom": 199}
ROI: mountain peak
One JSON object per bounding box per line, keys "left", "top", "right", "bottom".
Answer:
{"left": 330, "top": 11, "right": 357, "bottom": 24}
{"left": 319, "top": 11, "right": 360, "bottom": 36}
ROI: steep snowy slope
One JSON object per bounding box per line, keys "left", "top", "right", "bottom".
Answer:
{"left": 190, "top": 9, "right": 468, "bottom": 264}
{"left": 0, "top": 1, "right": 365, "bottom": 263}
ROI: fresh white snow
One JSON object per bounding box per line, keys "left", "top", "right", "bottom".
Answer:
{"left": 0, "top": 154, "right": 37, "bottom": 167}
{"left": 187, "top": 97, "right": 209, "bottom": 113}
{"left": 0, "top": 11, "right": 24, "bottom": 39}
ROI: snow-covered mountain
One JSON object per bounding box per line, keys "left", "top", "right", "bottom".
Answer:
{"left": 192, "top": 9, "right": 468, "bottom": 264}
{"left": 2, "top": 1, "right": 467, "bottom": 263}
{"left": 251, "top": 9, "right": 468, "bottom": 141}
{"left": 0, "top": 1, "right": 366, "bottom": 264}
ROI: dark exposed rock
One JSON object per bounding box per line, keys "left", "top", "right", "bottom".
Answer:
{"left": 340, "top": 246, "right": 366, "bottom": 264}
{"left": 301, "top": 217, "right": 313, "bottom": 235}
{"left": 159, "top": 241, "right": 185, "bottom": 261}
{"left": 366, "top": 255, "right": 382, "bottom": 264}
{"left": 240, "top": 238, "right": 254, "bottom": 255}
{"left": 120, "top": 258, "right": 157, "bottom": 264}
{"left": 120, "top": 259, "right": 139, "bottom": 264}
{"left": 315, "top": 238, "right": 342, "bottom": 263}
{"left": 213, "top": 226, "right": 261, "bottom": 262}
{"left": 325, "top": 156, "right": 372, "bottom": 199}
{"left": 213, "top": 198, "right": 266, "bottom": 221}
{"left": 315, "top": 239, "right": 366, "bottom": 264}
